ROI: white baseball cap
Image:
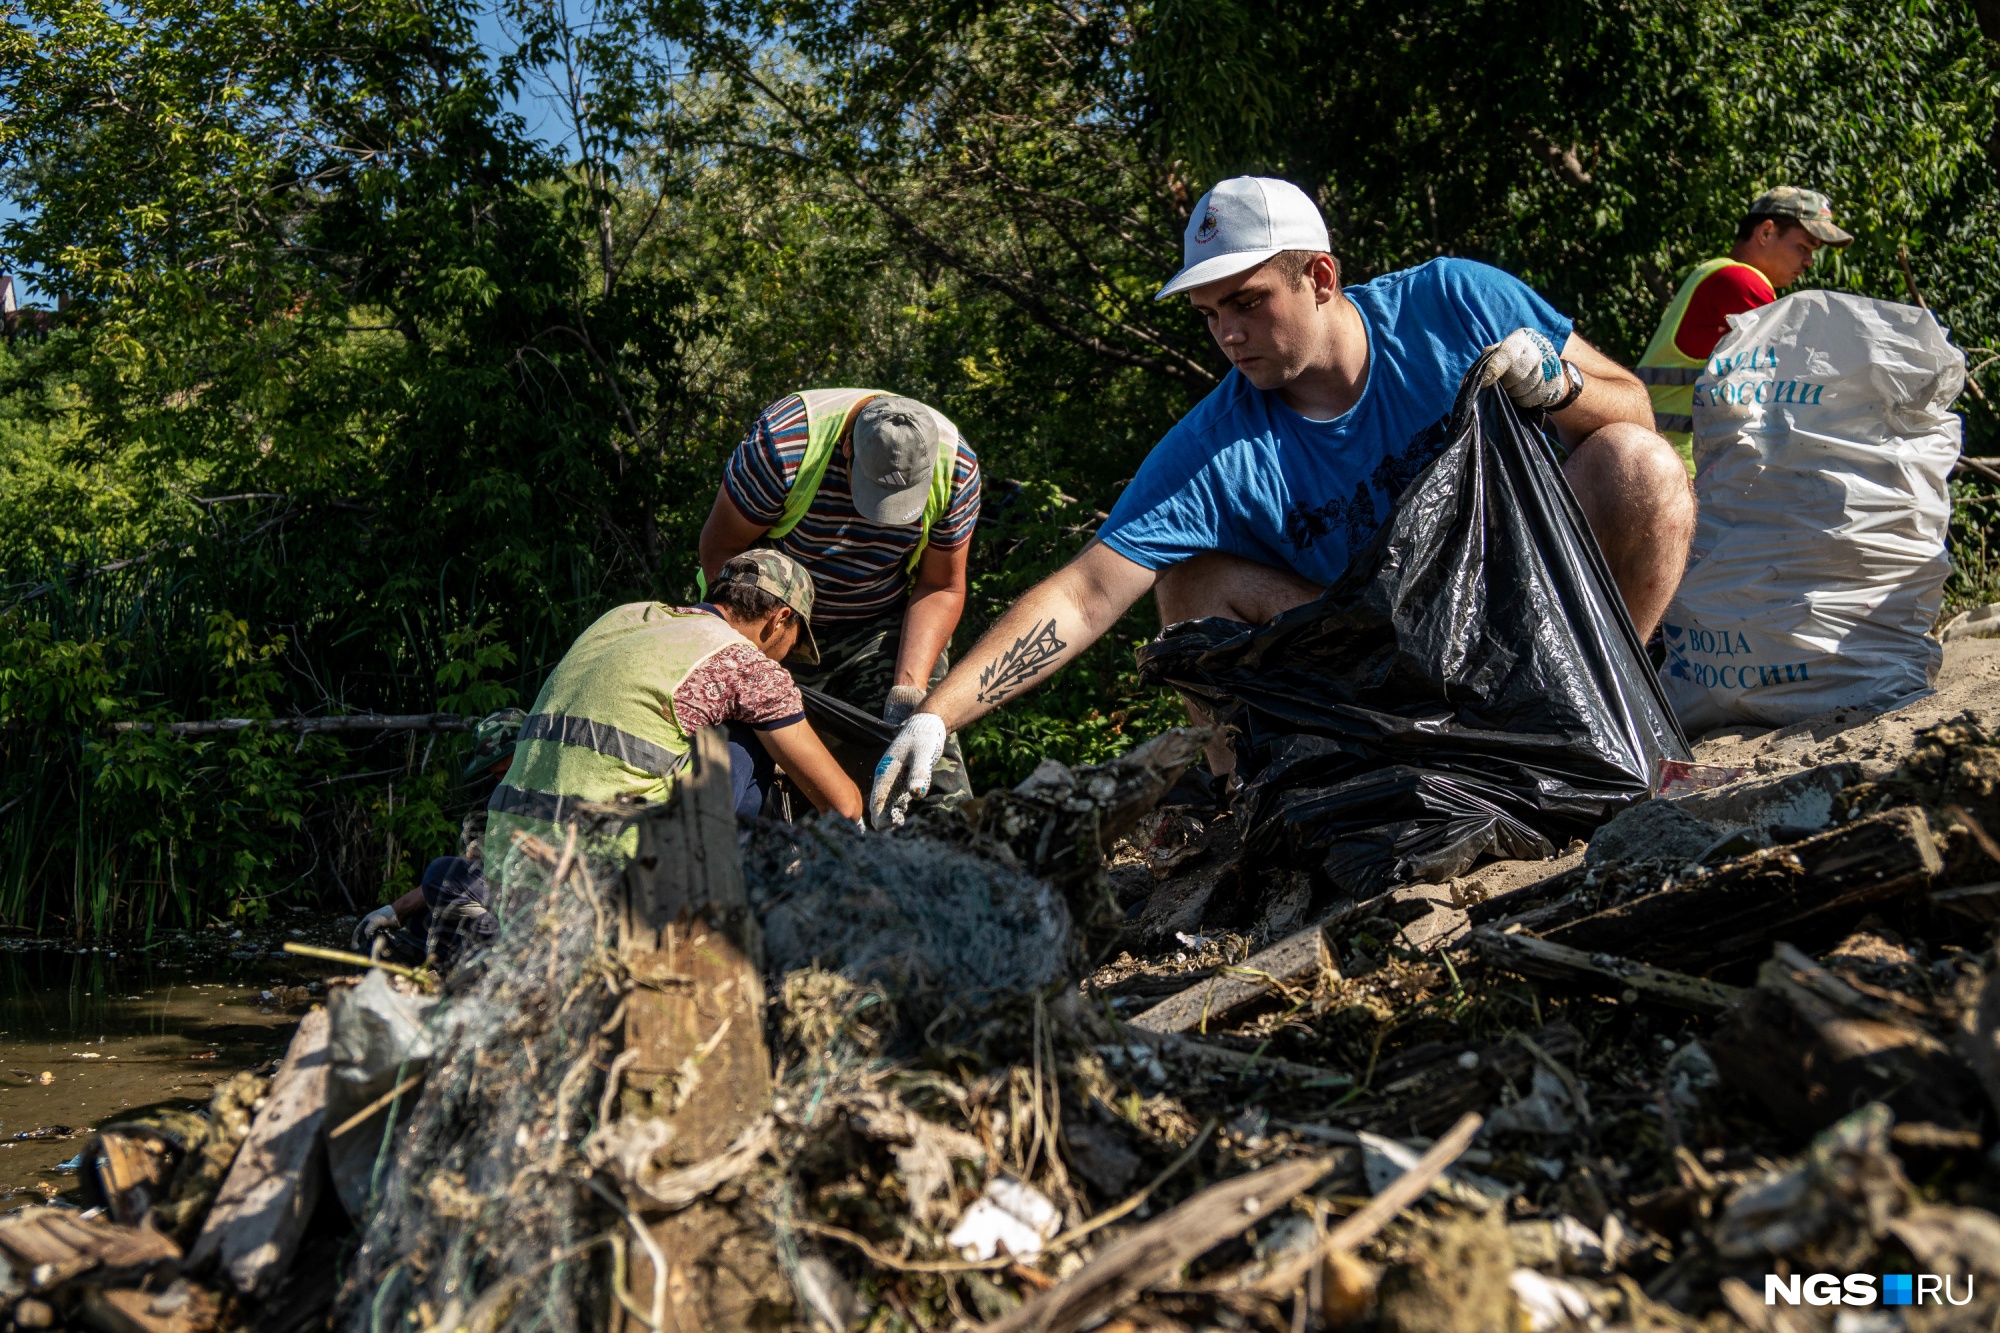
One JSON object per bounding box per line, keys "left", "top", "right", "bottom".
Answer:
{"left": 1156, "top": 176, "right": 1331, "bottom": 300}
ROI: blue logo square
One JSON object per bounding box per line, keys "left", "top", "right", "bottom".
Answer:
{"left": 1883, "top": 1274, "right": 1913, "bottom": 1305}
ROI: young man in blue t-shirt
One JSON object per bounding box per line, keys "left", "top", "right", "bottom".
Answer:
{"left": 869, "top": 177, "right": 1694, "bottom": 826}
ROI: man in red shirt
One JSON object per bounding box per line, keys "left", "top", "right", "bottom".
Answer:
{"left": 1637, "top": 187, "right": 1853, "bottom": 471}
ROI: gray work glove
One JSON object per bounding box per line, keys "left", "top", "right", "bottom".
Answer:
{"left": 870, "top": 712, "right": 948, "bottom": 830}
{"left": 1479, "top": 327, "right": 1576, "bottom": 410}
{"left": 352, "top": 904, "right": 399, "bottom": 951}
{"left": 882, "top": 685, "right": 928, "bottom": 726}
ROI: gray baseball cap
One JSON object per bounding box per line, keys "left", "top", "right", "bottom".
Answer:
{"left": 850, "top": 396, "right": 940, "bottom": 526}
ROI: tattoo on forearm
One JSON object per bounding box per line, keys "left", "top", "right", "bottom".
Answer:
{"left": 976, "top": 619, "right": 1068, "bottom": 705}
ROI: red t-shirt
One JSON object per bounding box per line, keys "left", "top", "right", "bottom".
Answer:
{"left": 1673, "top": 264, "right": 1776, "bottom": 361}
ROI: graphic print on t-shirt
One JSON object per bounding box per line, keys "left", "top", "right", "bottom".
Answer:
{"left": 1097, "top": 258, "right": 1571, "bottom": 588}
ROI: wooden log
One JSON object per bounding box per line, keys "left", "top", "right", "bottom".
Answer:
{"left": 1129, "top": 923, "right": 1335, "bottom": 1035}
{"left": 76, "top": 1283, "right": 221, "bottom": 1333}
{"left": 614, "top": 726, "right": 780, "bottom": 1333}
{"left": 185, "top": 1008, "right": 330, "bottom": 1296}
{"left": 113, "top": 713, "right": 472, "bottom": 736}
{"left": 984, "top": 1155, "right": 1337, "bottom": 1333}
{"left": 1543, "top": 807, "right": 1942, "bottom": 972}
{"left": 1470, "top": 929, "right": 1745, "bottom": 1014}
{"left": 1114, "top": 1023, "right": 1354, "bottom": 1085}
{"left": 0, "top": 1208, "right": 180, "bottom": 1291}
{"left": 1707, "top": 942, "right": 1979, "bottom": 1135}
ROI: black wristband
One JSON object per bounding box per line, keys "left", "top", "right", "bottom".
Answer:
{"left": 1549, "top": 360, "right": 1585, "bottom": 412}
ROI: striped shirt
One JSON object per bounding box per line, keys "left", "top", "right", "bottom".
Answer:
{"left": 722, "top": 393, "right": 982, "bottom": 625}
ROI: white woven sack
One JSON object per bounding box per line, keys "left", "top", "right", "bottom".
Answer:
{"left": 1659, "top": 289, "right": 1963, "bottom": 733}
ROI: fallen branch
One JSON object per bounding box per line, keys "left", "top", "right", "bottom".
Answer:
{"left": 114, "top": 712, "right": 474, "bottom": 736}
{"left": 1251, "top": 1112, "right": 1483, "bottom": 1296}
{"left": 983, "top": 1154, "right": 1338, "bottom": 1333}
{"left": 280, "top": 941, "right": 427, "bottom": 983}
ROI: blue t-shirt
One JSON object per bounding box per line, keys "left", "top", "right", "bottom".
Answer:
{"left": 1100, "top": 257, "right": 1573, "bottom": 586}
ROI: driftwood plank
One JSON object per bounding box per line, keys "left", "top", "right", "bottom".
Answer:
{"left": 1544, "top": 806, "right": 1942, "bottom": 972}
{"left": 1129, "top": 924, "right": 1334, "bottom": 1035}
{"left": 984, "top": 1155, "right": 1336, "bottom": 1333}
{"left": 614, "top": 726, "right": 779, "bottom": 1333}
{"left": 0, "top": 1208, "right": 180, "bottom": 1291}
{"left": 1471, "top": 929, "right": 1744, "bottom": 1014}
{"left": 1707, "top": 943, "right": 1978, "bottom": 1134}
{"left": 185, "top": 1008, "right": 330, "bottom": 1295}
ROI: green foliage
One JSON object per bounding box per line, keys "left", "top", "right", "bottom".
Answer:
{"left": 0, "top": 0, "right": 1995, "bottom": 927}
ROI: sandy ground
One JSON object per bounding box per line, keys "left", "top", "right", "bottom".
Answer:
{"left": 1689, "top": 634, "right": 2000, "bottom": 775}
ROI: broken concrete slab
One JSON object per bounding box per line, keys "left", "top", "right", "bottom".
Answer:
{"left": 1666, "top": 762, "right": 1863, "bottom": 839}
{"left": 1584, "top": 801, "right": 1720, "bottom": 868}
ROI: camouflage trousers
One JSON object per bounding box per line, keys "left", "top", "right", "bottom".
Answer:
{"left": 788, "top": 609, "right": 972, "bottom": 804}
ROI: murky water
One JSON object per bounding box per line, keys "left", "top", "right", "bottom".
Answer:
{"left": 0, "top": 913, "right": 358, "bottom": 1206}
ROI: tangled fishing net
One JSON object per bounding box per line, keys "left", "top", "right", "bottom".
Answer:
{"left": 333, "top": 806, "right": 1085, "bottom": 1333}
{"left": 338, "top": 818, "right": 629, "bottom": 1333}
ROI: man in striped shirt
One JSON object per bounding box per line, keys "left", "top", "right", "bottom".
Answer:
{"left": 699, "top": 390, "right": 982, "bottom": 802}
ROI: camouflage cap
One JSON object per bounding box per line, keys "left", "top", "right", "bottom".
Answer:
{"left": 460, "top": 707, "right": 525, "bottom": 781}
{"left": 715, "top": 548, "right": 820, "bottom": 665}
{"left": 1746, "top": 187, "right": 1853, "bottom": 247}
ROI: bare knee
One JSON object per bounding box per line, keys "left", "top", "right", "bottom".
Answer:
{"left": 1565, "top": 423, "right": 1695, "bottom": 551}
{"left": 1564, "top": 423, "right": 1696, "bottom": 635}
{"left": 1156, "top": 551, "right": 1322, "bottom": 627}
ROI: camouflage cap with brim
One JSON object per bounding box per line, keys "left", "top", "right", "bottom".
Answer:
{"left": 461, "top": 707, "right": 525, "bottom": 781}
{"left": 1747, "top": 186, "right": 1854, "bottom": 247}
{"left": 716, "top": 549, "right": 820, "bottom": 665}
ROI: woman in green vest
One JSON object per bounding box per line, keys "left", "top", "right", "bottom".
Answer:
{"left": 1636, "top": 187, "right": 1852, "bottom": 474}
{"left": 483, "top": 550, "right": 862, "bottom": 891}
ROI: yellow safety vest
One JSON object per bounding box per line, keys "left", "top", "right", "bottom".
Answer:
{"left": 700, "top": 389, "right": 960, "bottom": 599}
{"left": 1636, "top": 259, "right": 1766, "bottom": 475}
{"left": 485, "top": 603, "right": 747, "bottom": 881}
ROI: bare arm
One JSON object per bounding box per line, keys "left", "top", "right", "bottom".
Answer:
{"left": 698, "top": 488, "right": 770, "bottom": 586}
{"left": 758, "top": 719, "right": 864, "bottom": 822}
{"left": 894, "top": 540, "right": 969, "bottom": 689}
{"left": 920, "top": 540, "right": 1158, "bottom": 732}
{"left": 1550, "top": 333, "right": 1656, "bottom": 447}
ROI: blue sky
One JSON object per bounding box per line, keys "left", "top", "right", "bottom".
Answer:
{"left": 2, "top": 4, "right": 573, "bottom": 306}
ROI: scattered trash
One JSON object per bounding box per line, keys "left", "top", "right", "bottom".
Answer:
{"left": 946, "top": 1178, "right": 1061, "bottom": 1260}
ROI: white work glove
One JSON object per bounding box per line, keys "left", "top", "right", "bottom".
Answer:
{"left": 1479, "top": 327, "right": 1575, "bottom": 410}
{"left": 352, "top": 904, "right": 399, "bottom": 951}
{"left": 882, "top": 684, "right": 928, "bottom": 726}
{"left": 870, "top": 712, "right": 948, "bottom": 830}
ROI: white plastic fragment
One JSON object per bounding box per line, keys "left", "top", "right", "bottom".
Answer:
{"left": 946, "top": 1177, "right": 1061, "bottom": 1261}
{"left": 1483, "top": 1067, "right": 1579, "bottom": 1136}
{"left": 1359, "top": 1132, "right": 1513, "bottom": 1206}
{"left": 1509, "top": 1269, "right": 1603, "bottom": 1331}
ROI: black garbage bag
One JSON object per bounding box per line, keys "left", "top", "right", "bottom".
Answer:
{"left": 1137, "top": 357, "right": 1691, "bottom": 896}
